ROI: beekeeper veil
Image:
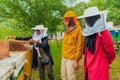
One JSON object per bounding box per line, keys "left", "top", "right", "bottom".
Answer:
{"left": 77, "top": 7, "right": 108, "bottom": 36}
{"left": 31, "top": 25, "right": 48, "bottom": 41}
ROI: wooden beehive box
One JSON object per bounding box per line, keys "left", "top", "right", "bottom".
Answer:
{"left": 0, "top": 52, "right": 26, "bottom": 79}
{"left": 0, "top": 66, "right": 14, "bottom": 80}
{"left": 9, "top": 40, "right": 29, "bottom": 51}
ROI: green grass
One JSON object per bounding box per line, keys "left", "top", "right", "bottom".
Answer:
{"left": 31, "top": 40, "right": 120, "bottom": 80}
{"left": 110, "top": 53, "right": 120, "bottom": 80}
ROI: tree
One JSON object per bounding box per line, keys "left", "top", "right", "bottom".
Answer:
{"left": 0, "top": 0, "right": 69, "bottom": 36}
{"left": 72, "top": 0, "right": 120, "bottom": 25}
{"left": 106, "top": 0, "right": 120, "bottom": 25}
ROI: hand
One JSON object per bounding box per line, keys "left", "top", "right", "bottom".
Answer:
{"left": 74, "top": 59, "right": 79, "bottom": 70}
{"left": 28, "top": 39, "right": 36, "bottom": 44}
{"left": 6, "top": 36, "right": 16, "bottom": 40}
{"left": 109, "top": 65, "right": 111, "bottom": 68}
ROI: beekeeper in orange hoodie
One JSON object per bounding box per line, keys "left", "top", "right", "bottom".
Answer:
{"left": 60, "top": 11, "right": 84, "bottom": 80}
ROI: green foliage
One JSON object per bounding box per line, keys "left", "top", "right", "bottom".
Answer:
{"left": 72, "top": 0, "right": 120, "bottom": 25}
{"left": 1, "top": 0, "right": 119, "bottom": 40}
{"left": 0, "top": 24, "right": 31, "bottom": 40}
{"left": 0, "top": 0, "right": 69, "bottom": 39}
{"left": 0, "top": 18, "right": 31, "bottom": 40}
{"left": 106, "top": 0, "right": 120, "bottom": 25}
{"left": 56, "top": 24, "right": 65, "bottom": 32}
{"left": 71, "top": 2, "right": 85, "bottom": 16}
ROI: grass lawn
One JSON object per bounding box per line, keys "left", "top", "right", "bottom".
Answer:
{"left": 31, "top": 40, "right": 120, "bottom": 80}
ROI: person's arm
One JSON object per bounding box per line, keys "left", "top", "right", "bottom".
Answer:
{"left": 100, "top": 30, "right": 116, "bottom": 64}
{"left": 74, "top": 31, "right": 84, "bottom": 70}
{"left": 36, "top": 37, "right": 48, "bottom": 48}
{"left": 15, "top": 36, "right": 32, "bottom": 41}
{"left": 6, "top": 36, "right": 32, "bottom": 41}
{"left": 75, "top": 31, "right": 84, "bottom": 60}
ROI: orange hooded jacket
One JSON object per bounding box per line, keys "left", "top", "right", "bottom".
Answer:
{"left": 61, "top": 11, "right": 84, "bottom": 60}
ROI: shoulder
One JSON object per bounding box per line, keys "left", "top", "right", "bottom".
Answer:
{"left": 100, "top": 30, "right": 110, "bottom": 35}
{"left": 42, "top": 36, "right": 48, "bottom": 40}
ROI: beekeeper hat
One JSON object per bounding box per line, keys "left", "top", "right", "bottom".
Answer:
{"left": 77, "top": 7, "right": 108, "bottom": 18}
{"left": 31, "top": 25, "right": 47, "bottom": 30}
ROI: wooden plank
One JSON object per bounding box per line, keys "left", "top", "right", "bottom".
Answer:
{"left": 0, "top": 53, "right": 25, "bottom": 68}
{"left": 0, "top": 66, "right": 14, "bottom": 80}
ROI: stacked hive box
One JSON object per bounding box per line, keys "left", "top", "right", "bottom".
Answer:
{"left": 0, "top": 40, "right": 32, "bottom": 80}
{"left": 0, "top": 53, "right": 25, "bottom": 80}
{"left": 0, "top": 66, "right": 14, "bottom": 80}
{"left": 9, "top": 40, "right": 32, "bottom": 80}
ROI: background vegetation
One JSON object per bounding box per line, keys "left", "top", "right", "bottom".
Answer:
{"left": 0, "top": 0, "right": 120, "bottom": 40}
